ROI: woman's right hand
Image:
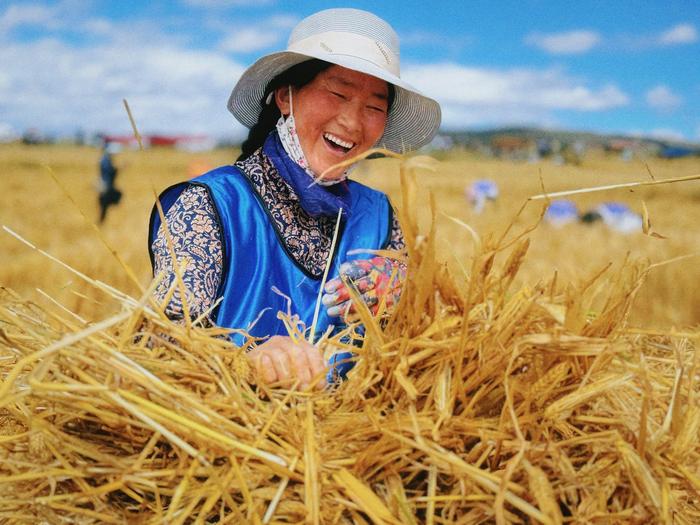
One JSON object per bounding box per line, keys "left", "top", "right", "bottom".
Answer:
{"left": 247, "top": 336, "right": 327, "bottom": 390}
{"left": 322, "top": 256, "right": 406, "bottom": 322}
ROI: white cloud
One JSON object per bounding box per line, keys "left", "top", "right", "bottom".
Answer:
{"left": 645, "top": 85, "right": 682, "bottom": 112}
{"left": 648, "top": 128, "right": 686, "bottom": 142}
{"left": 0, "top": 3, "right": 172, "bottom": 45}
{"left": 404, "top": 63, "right": 629, "bottom": 128}
{"left": 0, "top": 7, "right": 297, "bottom": 138}
{"left": 219, "top": 14, "right": 296, "bottom": 53}
{"left": 658, "top": 23, "right": 698, "bottom": 45}
{"left": 0, "top": 36, "right": 248, "bottom": 138}
{"left": 617, "top": 23, "right": 699, "bottom": 50}
{"left": 525, "top": 30, "right": 601, "bottom": 54}
{"left": 523, "top": 23, "right": 698, "bottom": 55}
{"left": 81, "top": 18, "right": 117, "bottom": 37}
{"left": 220, "top": 29, "right": 279, "bottom": 53}
{"left": 0, "top": 3, "right": 59, "bottom": 34}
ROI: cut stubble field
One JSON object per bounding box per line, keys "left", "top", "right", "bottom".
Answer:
{"left": 1, "top": 143, "right": 698, "bottom": 329}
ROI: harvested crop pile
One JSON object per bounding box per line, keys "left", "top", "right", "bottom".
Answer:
{"left": 1, "top": 170, "right": 698, "bottom": 524}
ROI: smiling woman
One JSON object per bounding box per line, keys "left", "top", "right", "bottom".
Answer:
{"left": 148, "top": 8, "right": 441, "bottom": 389}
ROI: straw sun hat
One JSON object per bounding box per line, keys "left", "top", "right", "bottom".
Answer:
{"left": 227, "top": 8, "right": 442, "bottom": 152}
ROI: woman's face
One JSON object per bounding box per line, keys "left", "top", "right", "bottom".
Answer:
{"left": 275, "top": 65, "right": 390, "bottom": 180}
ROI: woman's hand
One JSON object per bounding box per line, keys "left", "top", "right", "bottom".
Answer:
{"left": 247, "top": 336, "right": 327, "bottom": 390}
{"left": 322, "top": 256, "right": 406, "bottom": 322}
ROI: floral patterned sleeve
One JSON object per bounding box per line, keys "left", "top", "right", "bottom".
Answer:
{"left": 151, "top": 185, "right": 223, "bottom": 322}
{"left": 387, "top": 208, "right": 406, "bottom": 251}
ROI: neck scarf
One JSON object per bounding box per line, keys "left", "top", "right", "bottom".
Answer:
{"left": 263, "top": 132, "right": 352, "bottom": 218}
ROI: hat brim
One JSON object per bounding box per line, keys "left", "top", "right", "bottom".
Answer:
{"left": 228, "top": 50, "right": 441, "bottom": 153}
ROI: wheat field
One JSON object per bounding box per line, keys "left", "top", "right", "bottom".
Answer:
{"left": 2, "top": 142, "right": 700, "bottom": 523}
{"left": 0, "top": 143, "right": 698, "bottom": 329}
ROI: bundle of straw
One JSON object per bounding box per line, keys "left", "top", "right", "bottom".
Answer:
{"left": 1, "top": 162, "right": 698, "bottom": 524}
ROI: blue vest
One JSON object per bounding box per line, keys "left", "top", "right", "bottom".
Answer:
{"left": 149, "top": 165, "right": 393, "bottom": 346}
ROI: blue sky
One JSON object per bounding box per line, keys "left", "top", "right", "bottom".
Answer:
{"left": 1, "top": 0, "right": 698, "bottom": 142}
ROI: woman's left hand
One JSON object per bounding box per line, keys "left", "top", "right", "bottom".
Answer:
{"left": 247, "top": 336, "right": 327, "bottom": 390}
{"left": 321, "top": 256, "right": 406, "bottom": 322}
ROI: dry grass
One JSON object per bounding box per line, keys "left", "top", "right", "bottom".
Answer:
{"left": 1, "top": 144, "right": 698, "bottom": 328}
{"left": 358, "top": 150, "right": 700, "bottom": 329}
{"left": 0, "top": 150, "right": 699, "bottom": 523}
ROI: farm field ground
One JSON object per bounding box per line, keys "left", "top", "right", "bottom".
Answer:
{"left": 1, "top": 143, "right": 698, "bottom": 329}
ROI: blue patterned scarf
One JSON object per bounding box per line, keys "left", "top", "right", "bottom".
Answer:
{"left": 263, "top": 132, "right": 352, "bottom": 219}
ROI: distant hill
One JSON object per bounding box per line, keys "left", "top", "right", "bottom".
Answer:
{"left": 440, "top": 127, "right": 700, "bottom": 150}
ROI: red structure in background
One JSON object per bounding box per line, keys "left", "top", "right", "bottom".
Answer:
{"left": 100, "top": 134, "right": 216, "bottom": 151}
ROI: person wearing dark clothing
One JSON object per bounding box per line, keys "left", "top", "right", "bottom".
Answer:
{"left": 98, "top": 144, "right": 122, "bottom": 223}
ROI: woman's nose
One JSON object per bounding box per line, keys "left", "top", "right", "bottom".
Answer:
{"left": 337, "top": 101, "right": 363, "bottom": 135}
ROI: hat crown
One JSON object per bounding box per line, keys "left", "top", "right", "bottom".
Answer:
{"left": 288, "top": 8, "right": 400, "bottom": 58}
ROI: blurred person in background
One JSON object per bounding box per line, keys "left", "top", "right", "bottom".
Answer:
{"left": 97, "top": 141, "right": 122, "bottom": 223}
{"left": 148, "top": 9, "right": 441, "bottom": 388}
{"left": 544, "top": 199, "right": 579, "bottom": 227}
{"left": 580, "top": 202, "right": 642, "bottom": 234}
{"left": 466, "top": 179, "right": 499, "bottom": 214}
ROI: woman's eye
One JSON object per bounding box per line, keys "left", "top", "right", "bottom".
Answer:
{"left": 367, "top": 105, "right": 386, "bottom": 113}
{"left": 331, "top": 91, "right": 348, "bottom": 100}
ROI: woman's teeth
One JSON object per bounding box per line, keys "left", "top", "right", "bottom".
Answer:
{"left": 323, "top": 132, "right": 354, "bottom": 152}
